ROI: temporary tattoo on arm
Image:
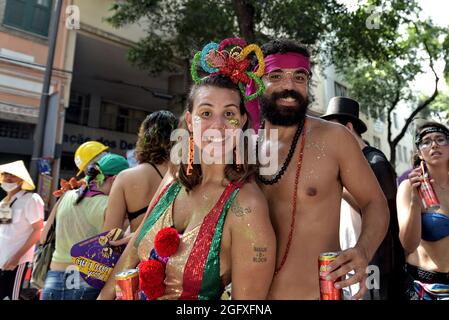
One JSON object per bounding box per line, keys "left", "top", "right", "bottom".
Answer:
{"left": 231, "top": 199, "right": 251, "bottom": 217}
{"left": 253, "top": 246, "right": 268, "bottom": 263}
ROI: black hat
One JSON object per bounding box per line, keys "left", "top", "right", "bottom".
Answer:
{"left": 321, "top": 96, "right": 367, "bottom": 134}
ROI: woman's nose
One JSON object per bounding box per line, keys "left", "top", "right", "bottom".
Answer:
{"left": 209, "top": 116, "right": 227, "bottom": 129}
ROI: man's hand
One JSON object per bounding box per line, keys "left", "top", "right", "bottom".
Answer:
{"left": 3, "top": 254, "right": 21, "bottom": 271}
{"left": 323, "top": 246, "right": 370, "bottom": 300}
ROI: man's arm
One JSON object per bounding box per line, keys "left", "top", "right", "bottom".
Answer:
{"left": 3, "top": 220, "right": 43, "bottom": 270}
{"left": 327, "top": 126, "right": 389, "bottom": 299}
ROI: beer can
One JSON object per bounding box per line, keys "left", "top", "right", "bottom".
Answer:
{"left": 418, "top": 176, "right": 440, "bottom": 210}
{"left": 115, "top": 269, "right": 140, "bottom": 300}
{"left": 318, "top": 252, "right": 342, "bottom": 300}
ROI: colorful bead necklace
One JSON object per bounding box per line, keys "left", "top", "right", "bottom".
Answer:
{"left": 274, "top": 119, "right": 307, "bottom": 276}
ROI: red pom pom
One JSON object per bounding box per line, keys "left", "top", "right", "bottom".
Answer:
{"left": 154, "top": 227, "right": 180, "bottom": 257}
{"left": 141, "top": 283, "right": 166, "bottom": 300}
{"left": 138, "top": 259, "right": 165, "bottom": 287}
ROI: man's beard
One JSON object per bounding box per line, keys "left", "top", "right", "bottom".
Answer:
{"left": 260, "top": 89, "right": 309, "bottom": 126}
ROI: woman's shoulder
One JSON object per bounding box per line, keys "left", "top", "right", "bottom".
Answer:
{"left": 228, "top": 181, "right": 268, "bottom": 217}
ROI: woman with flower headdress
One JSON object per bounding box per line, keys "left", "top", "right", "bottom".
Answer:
{"left": 41, "top": 154, "right": 129, "bottom": 300}
{"left": 397, "top": 121, "right": 449, "bottom": 300}
{"left": 98, "top": 38, "right": 275, "bottom": 300}
{"left": 103, "top": 111, "right": 178, "bottom": 234}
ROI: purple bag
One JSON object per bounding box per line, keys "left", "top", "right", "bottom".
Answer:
{"left": 70, "top": 228, "right": 125, "bottom": 289}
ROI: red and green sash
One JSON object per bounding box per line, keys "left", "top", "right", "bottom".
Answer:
{"left": 135, "top": 180, "right": 241, "bottom": 300}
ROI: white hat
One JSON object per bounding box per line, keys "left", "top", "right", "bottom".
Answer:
{"left": 0, "top": 160, "right": 35, "bottom": 190}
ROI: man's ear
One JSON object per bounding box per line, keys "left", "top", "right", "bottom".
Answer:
{"left": 346, "top": 122, "right": 354, "bottom": 132}
{"left": 185, "top": 111, "right": 193, "bottom": 132}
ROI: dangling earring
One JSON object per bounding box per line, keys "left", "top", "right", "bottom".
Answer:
{"left": 234, "top": 131, "right": 242, "bottom": 172}
{"left": 186, "top": 134, "right": 194, "bottom": 176}
{"left": 235, "top": 148, "right": 242, "bottom": 172}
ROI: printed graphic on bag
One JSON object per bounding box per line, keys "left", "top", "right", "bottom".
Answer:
{"left": 71, "top": 228, "right": 125, "bottom": 289}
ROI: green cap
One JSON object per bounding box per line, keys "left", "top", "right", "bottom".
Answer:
{"left": 97, "top": 153, "right": 129, "bottom": 177}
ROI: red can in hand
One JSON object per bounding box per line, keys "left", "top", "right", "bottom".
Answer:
{"left": 115, "top": 269, "right": 140, "bottom": 300}
{"left": 319, "top": 252, "right": 342, "bottom": 300}
{"left": 418, "top": 175, "right": 440, "bottom": 210}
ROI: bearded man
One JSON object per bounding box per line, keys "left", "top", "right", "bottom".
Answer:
{"left": 251, "top": 39, "right": 389, "bottom": 299}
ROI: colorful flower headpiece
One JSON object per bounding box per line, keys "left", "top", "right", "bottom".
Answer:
{"left": 191, "top": 37, "right": 265, "bottom": 101}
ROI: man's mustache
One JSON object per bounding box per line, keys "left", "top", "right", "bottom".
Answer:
{"left": 271, "top": 90, "right": 305, "bottom": 103}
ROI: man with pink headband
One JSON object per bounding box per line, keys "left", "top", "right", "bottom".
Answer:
{"left": 253, "top": 39, "right": 389, "bottom": 299}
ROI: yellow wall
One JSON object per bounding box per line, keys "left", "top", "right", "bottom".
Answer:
{"left": 73, "top": 0, "right": 148, "bottom": 43}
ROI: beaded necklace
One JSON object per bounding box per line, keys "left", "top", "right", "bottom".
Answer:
{"left": 273, "top": 119, "right": 307, "bottom": 276}
{"left": 257, "top": 118, "right": 306, "bottom": 185}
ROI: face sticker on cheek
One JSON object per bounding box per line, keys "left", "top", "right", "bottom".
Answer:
{"left": 228, "top": 119, "right": 240, "bottom": 127}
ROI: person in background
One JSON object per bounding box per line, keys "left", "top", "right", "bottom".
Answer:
{"left": 397, "top": 122, "right": 449, "bottom": 300}
{"left": 40, "top": 154, "right": 129, "bottom": 300}
{"left": 74, "top": 141, "right": 109, "bottom": 176}
{"left": 321, "top": 96, "right": 404, "bottom": 300}
{"left": 0, "top": 160, "right": 44, "bottom": 300}
{"left": 103, "top": 110, "right": 178, "bottom": 234}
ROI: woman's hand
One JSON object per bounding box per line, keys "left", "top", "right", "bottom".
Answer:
{"left": 407, "top": 168, "right": 424, "bottom": 208}
{"left": 110, "top": 233, "right": 134, "bottom": 247}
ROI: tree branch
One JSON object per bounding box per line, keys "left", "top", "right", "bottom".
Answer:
{"left": 232, "top": 0, "right": 256, "bottom": 42}
{"left": 392, "top": 23, "right": 440, "bottom": 147}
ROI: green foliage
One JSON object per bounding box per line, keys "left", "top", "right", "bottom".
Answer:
{"left": 106, "top": 0, "right": 448, "bottom": 165}
{"left": 423, "top": 92, "right": 449, "bottom": 123}
{"left": 106, "top": 0, "right": 347, "bottom": 73}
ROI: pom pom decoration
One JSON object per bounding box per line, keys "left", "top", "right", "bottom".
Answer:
{"left": 138, "top": 227, "right": 180, "bottom": 300}
{"left": 190, "top": 37, "right": 266, "bottom": 101}
{"left": 154, "top": 227, "right": 181, "bottom": 258}
{"left": 141, "top": 283, "right": 166, "bottom": 300}
{"left": 138, "top": 259, "right": 166, "bottom": 300}
{"left": 138, "top": 259, "right": 165, "bottom": 286}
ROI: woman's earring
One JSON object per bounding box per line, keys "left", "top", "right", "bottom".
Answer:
{"left": 187, "top": 135, "right": 194, "bottom": 176}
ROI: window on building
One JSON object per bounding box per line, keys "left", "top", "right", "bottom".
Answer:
{"left": 0, "top": 120, "right": 34, "bottom": 139}
{"left": 100, "top": 101, "right": 147, "bottom": 134}
{"left": 397, "top": 145, "right": 403, "bottom": 162}
{"left": 373, "top": 136, "right": 381, "bottom": 149}
{"left": 3, "top": 0, "right": 53, "bottom": 37}
{"left": 334, "top": 82, "right": 348, "bottom": 97}
{"left": 393, "top": 112, "right": 399, "bottom": 129}
{"left": 66, "top": 91, "right": 90, "bottom": 126}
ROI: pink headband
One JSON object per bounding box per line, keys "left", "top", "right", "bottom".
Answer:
{"left": 264, "top": 53, "right": 311, "bottom": 74}
{"left": 245, "top": 53, "right": 311, "bottom": 131}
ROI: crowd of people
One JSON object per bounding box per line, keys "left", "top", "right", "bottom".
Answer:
{"left": 0, "top": 37, "right": 448, "bottom": 301}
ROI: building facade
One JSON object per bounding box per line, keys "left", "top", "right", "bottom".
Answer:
{"left": 0, "top": 0, "right": 185, "bottom": 191}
